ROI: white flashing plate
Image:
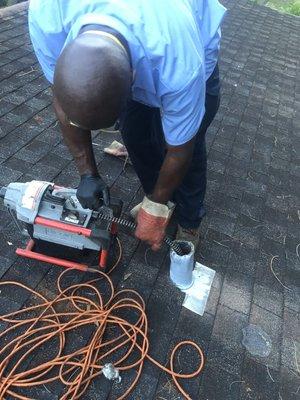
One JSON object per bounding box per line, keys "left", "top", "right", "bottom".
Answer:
{"left": 182, "top": 262, "right": 216, "bottom": 316}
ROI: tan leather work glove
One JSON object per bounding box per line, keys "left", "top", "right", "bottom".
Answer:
{"left": 135, "top": 196, "right": 174, "bottom": 251}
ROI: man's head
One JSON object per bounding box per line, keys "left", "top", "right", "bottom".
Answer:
{"left": 53, "top": 32, "right": 131, "bottom": 130}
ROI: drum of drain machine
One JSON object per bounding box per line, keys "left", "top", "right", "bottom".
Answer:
{"left": 170, "top": 241, "right": 195, "bottom": 290}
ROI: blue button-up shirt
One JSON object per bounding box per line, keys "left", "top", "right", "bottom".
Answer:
{"left": 29, "top": 0, "right": 226, "bottom": 145}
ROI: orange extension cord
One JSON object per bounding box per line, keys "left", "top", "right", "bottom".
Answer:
{"left": 0, "top": 238, "right": 205, "bottom": 399}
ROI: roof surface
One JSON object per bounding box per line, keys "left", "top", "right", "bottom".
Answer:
{"left": 0, "top": 0, "right": 299, "bottom": 399}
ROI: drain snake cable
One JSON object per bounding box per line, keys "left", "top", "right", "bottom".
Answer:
{"left": 0, "top": 237, "right": 205, "bottom": 399}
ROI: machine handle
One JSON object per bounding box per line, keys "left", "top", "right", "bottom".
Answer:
{"left": 16, "top": 240, "right": 89, "bottom": 272}
{"left": 34, "top": 217, "right": 92, "bottom": 237}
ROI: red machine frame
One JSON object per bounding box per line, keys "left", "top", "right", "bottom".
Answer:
{"left": 16, "top": 216, "right": 117, "bottom": 272}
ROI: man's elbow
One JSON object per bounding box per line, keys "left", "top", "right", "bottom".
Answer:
{"left": 167, "top": 136, "right": 196, "bottom": 161}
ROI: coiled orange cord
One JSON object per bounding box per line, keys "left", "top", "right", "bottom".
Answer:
{"left": 0, "top": 238, "right": 204, "bottom": 399}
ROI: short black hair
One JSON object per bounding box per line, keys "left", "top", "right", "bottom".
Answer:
{"left": 54, "top": 32, "right": 131, "bottom": 130}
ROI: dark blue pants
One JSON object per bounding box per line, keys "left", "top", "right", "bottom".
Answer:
{"left": 120, "top": 66, "right": 220, "bottom": 229}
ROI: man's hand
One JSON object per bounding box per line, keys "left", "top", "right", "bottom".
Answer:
{"left": 135, "top": 196, "right": 172, "bottom": 251}
{"left": 77, "top": 174, "right": 110, "bottom": 209}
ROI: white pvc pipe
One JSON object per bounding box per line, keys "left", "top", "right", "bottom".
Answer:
{"left": 169, "top": 241, "right": 194, "bottom": 290}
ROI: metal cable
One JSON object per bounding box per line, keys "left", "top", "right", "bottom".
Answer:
{"left": 97, "top": 213, "right": 184, "bottom": 255}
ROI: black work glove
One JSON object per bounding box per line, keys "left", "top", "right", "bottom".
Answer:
{"left": 76, "top": 174, "right": 110, "bottom": 210}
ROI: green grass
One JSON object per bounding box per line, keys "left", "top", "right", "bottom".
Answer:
{"left": 253, "top": 0, "right": 300, "bottom": 15}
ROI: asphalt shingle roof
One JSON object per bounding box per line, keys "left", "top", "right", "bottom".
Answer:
{"left": 0, "top": 0, "right": 299, "bottom": 399}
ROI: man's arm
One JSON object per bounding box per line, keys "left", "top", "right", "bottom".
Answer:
{"left": 52, "top": 94, "right": 98, "bottom": 175}
{"left": 135, "top": 69, "right": 205, "bottom": 249}
{"left": 151, "top": 138, "right": 195, "bottom": 204}
{"left": 135, "top": 138, "right": 195, "bottom": 250}
{"left": 52, "top": 93, "right": 109, "bottom": 208}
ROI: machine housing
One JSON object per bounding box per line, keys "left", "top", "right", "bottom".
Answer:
{"left": 1, "top": 181, "right": 122, "bottom": 271}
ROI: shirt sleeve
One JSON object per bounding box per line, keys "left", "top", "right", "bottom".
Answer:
{"left": 28, "top": 1, "right": 66, "bottom": 84}
{"left": 161, "top": 70, "right": 206, "bottom": 146}
{"left": 205, "top": 27, "right": 221, "bottom": 81}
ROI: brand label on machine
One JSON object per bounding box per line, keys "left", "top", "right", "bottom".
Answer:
{"left": 64, "top": 215, "right": 80, "bottom": 224}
